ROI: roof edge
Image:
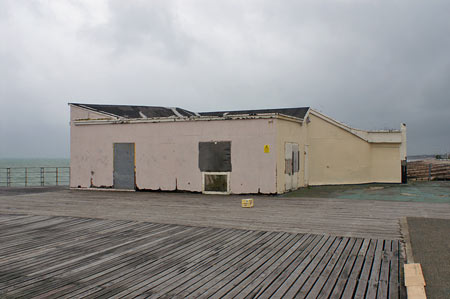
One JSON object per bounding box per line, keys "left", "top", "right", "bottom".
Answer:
{"left": 71, "top": 113, "right": 303, "bottom": 126}
{"left": 69, "top": 103, "right": 122, "bottom": 119}
{"left": 309, "top": 109, "right": 402, "bottom": 143}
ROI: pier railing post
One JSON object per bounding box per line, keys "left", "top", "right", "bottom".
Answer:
{"left": 40, "top": 167, "right": 44, "bottom": 186}
{"left": 7, "top": 168, "right": 11, "bottom": 187}
{"left": 1, "top": 166, "right": 69, "bottom": 187}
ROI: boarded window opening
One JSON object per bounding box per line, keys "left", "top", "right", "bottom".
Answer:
{"left": 204, "top": 173, "right": 228, "bottom": 192}
{"left": 199, "top": 141, "right": 231, "bottom": 172}
{"left": 293, "top": 147, "right": 299, "bottom": 173}
{"left": 285, "top": 159, "right": 293, "bottom": 175}
{"left": 285, "top": 143, "right": 300, "bottom": 175}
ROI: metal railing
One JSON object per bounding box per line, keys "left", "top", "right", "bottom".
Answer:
{"left": 0, "top": 167, "right": 70, "bottom": 187}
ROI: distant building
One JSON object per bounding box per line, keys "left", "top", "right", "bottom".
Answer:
{"left": 69, "top": 103, "right": 407, "bottom": 194}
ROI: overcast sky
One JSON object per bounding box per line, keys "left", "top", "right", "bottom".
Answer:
{"left": 1, "top": 0, "right": 449, "bottom": 158}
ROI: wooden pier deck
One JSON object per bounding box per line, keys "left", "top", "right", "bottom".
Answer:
{"left": 1, "top": 188, "right": 450, "bottom": 240}
{"left": 0, "top": 214, "right": 403, "bottom": 298}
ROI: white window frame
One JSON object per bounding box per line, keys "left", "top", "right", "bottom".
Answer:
{"left": 202, "top": 172, "right": 231, "bottom": 195}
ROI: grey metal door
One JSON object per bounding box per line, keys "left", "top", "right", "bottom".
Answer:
{"left": 113, "top": 143, "right": 135, "bottom": 189}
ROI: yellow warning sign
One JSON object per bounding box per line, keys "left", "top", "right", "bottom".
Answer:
{"left": 264, "top": 145, "right": 270, "bottom": 153}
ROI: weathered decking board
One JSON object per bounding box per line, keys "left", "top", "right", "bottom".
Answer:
{"left": 0, "top": 214, "right": 404, "bottom": 298}
{"left": 1, "top": 188, "right": 450, "bottom": 240}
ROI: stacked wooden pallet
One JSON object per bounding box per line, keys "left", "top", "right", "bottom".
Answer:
{"left": 407, "top": 160, "right": 450, "bottom": 181}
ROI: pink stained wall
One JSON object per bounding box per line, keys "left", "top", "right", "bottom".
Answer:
{"left": 70, "top": 109, "right": 278, "bottom": 194}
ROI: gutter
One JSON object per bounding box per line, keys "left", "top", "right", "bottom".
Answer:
{"left": 72, "top": 113, "right": 304, "bottom": 126}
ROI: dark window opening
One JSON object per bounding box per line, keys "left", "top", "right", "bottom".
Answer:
{"left": 199, "top": 141, "right": 232, "bottom": 172}
{"left": 204, "top": 174, "right": 228, "bottom": 192}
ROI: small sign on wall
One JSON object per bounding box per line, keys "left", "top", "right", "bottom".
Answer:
{"left": 264, "top": 145, "right": 270, "bottom": 153}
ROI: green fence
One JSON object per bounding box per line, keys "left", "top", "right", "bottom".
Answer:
{"left": 0, "top": 167, "right": 70, "bottom": 187}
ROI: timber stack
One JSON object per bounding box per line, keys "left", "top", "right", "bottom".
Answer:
{"left": 407, "top": 160, "right": 450, "bottom": 181}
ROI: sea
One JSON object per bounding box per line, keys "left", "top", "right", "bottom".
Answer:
{"left": 0, "top": 158, "right": 70, "bottom": 187}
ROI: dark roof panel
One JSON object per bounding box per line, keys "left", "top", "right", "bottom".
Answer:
{"left": 70, "top": 103, "right": 196, "bottom": 118}
{"left": 70, "top": 103, "right": 309, "bottom": 120}
{"left": 199, "top": 107, "right": 310, "bottom": 119}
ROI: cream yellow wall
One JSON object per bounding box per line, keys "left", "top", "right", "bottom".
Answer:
{"left": 275, "top": 118, "right": 306, "bottom": 193}
{"left": 370, "top": 144, "right": 401, "bottom": 182}
{"left": 306, "top": 114, "right": 401, "bottom": 185}
{"left": 70, "top": 106, "right": 113, "bottom": 121}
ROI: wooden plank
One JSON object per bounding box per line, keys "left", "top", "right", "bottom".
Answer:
{"left": 56, "top": 226, "right": 215, "bottom": 278}
{"left": 0, "top": 220, "right": 155, "bottom": 290}
{"left": 69, "top": 229, "right": 260, "bottom": 299}
{"left": 377, "top": 240, "right": 392, "bottom": 299}
{"left": 365, "top": 239, "right": 384, "bottom": 299}
{"left": 3, "top": 185, "right": 450, "bottom": 240}
{"left": 206, "top": 233, "right": 297, "bottom": 298}
{"left": 131, "top": 230, "right": 259, "bottom": 297}
{"left": 404, "top": 263, "right": 425, "bottom": 286}
{"left": 317, "top": 238, "right": 358, "bottom": 298}
{"left": 11, "top": 222, "right": 173, "bottom": 274}
{"left": 167, "top": 231, "right": 279, "bottom": 297}
{"left": 0, "top": 223, "right": 139, "bottom": 272}
{"left": 0, "top": 216, "right": 69, "bottom": 239}
{"left": 283, "top": 236, "right": 343, "bottom": 298}
{"left": 255, "top": 234, "right": 325, "bottom": 298}
{"left": 123, "top": 231, "right": 287, "bottom": 298}
{"left": 172, "top": 232, "right": 289, "bottom": 298}
{"left": 64, "top": 232, "right": 263, "bottom": 296}
{"left": 34, "top": 226, "right": 230, "bottom": 299}
{"left": 353, "top": 238, "right": 377, "bottom": 298}
{"left": 406, "top": 285, "right": 427, "bottom": 299}
{"left": 0, "top": 213, "right": 404, "bottom": 299}
{"left": 0, "top": 214, "right": 30, "bottom": 224}
{"left": 0, "top": 221, "right": 167, "bottom": 276}
{"left": 340, "top": 238, "right": 371, "bottom": 298}
{"left": 78, "top": 228, "right": 243, "bottom": 298}
{"left": 302, "top": 237, "right": 353, "bottom": 298}
{"left": 265, "top": 235, "right": 332, "bottom": 299}
{"left": 329, "top": 237, "right": 363, "bottom": 298}
{"left": 4, "top": 225, "right": 186, "bottom": 298}
{"left": 0, "top": 217, "right": 128, "bottom": 254}
{"left": 389, "top": 240, "right": 400, "bottom": 299}
{"left": 0, "top": 215, "right": 51, "bottom": 229}
{"left": 34, "top": 224, "right": 183, "bottom": 266}
{"left": 2, "top": 224, "right": 181, "bottom": 296}
{"left": 0, "top": 217, "right": 96, "bottom": 255}
{"left": 250, "top": 234, "right": 320, "bottom": 297}
{"left": 230, "top": 233, "right": 310, "bottom": 298}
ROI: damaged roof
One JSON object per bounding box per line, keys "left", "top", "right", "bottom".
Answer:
{"left": 70, "top": 103, "right": 197, "bottom": 118}
{"left": 200, "top": 107, "right": 309, "bottom": 119}
{"left": 70, "top": 103, "right": 310, "bottom": 120}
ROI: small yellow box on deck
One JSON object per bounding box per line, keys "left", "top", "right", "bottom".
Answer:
{"left": 241, "top": 198, "right": 254, "bottom": 208}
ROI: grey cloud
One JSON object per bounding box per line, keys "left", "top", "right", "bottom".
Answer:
{"left": 84, "top": 0, "right": 194, "bottom": 62}
{"left": 0, "top": 0, "right": 449, "bottom": 157}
